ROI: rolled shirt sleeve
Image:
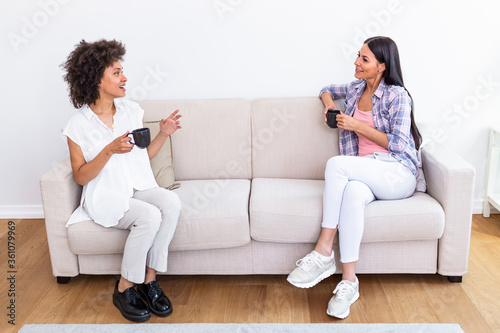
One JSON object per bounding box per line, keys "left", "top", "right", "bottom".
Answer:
{"left": 319, "top": 83, "right": 349, "bottom": 100}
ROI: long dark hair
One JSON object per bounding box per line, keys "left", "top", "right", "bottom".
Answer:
{"left": 364, "top": 36, "right": 422, "bottom": 150}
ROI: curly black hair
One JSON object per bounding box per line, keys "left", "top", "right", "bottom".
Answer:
{"left": 62, "top": 39, "right": 126, "bottom": 108}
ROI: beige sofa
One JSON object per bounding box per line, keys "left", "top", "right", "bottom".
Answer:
{"left": 40, "top": 97, "right": 475, "bottom": 284}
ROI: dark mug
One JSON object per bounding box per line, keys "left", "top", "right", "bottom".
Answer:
{"left": 326, "top": 109, "right": 341, "bottom": 128}
{"left": 127, "top": 128, "right": 151, "bottom": 149}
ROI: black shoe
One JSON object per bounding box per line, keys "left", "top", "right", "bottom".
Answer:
{"left": 113, "top": 281, "right": 151, "bottom": 322}
{"left": 137, "top": 280, "right": 173, "bottom": 317}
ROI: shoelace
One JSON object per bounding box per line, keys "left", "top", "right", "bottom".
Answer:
{"left": 333, "top": 280, "right": 354, "bottom": 300}
{"left": 296, "top": 253, "right": 324, "bottom": 272}
{"left": 148, "top": 281, "right": 162, "bottom": 297}
{"left": 125, "top": 287, "right": 141, "bottom": 303}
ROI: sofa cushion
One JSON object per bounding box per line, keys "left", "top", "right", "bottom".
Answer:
{"left": 249, "top": 178, "right": 445, "bottom": 244}
{"left": 251, "top": 97, "right": 340, "bottom": 179}
{"left": 143, "top": 121, "right": 175, "bottom": 189}
{"left": 68, "top": 179, "right": 251, "bottom": 255}
{"left": 137, "top": 99, "right": 252, "bottom": 181}
{"left": 171, "top": 179, "right": 251, "bottom": 251}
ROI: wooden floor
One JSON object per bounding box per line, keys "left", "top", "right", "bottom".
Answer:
{"left": 1, "top": 215, "right": 500, "bottom": 333}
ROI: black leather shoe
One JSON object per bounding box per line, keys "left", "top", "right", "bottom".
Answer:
{"left": 113, "top": 281, "right": 151, "bottom": 322}
{"left": 137, "top": 280, "right": 173, "bottom": 317}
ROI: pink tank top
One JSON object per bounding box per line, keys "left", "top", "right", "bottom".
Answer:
{"left": 353, "top": 104, "right": 389, "bottom": 157}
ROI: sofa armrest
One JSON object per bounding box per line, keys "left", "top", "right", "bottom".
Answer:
{"left": 421, "top": 145, "right": 475, "bottom": 277}
{"left": 39, "top": 157, "right": 82, "bottom": 278}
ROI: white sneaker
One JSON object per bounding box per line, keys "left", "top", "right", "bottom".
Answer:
{"left": 287, "top": 251, "right": 336, "bottom": 288}
{"left": 327, "top": 278, "right": 359, "bottom": 319}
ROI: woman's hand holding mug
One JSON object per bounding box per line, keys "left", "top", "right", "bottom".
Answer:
{"left": 108, "top": 133, "right": 134, "bottom": 154}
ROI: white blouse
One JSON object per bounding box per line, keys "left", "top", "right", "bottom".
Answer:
{"left": 62, "top": 99, "right": 158, "bottom": 227}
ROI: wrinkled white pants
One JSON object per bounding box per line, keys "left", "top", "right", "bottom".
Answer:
{"left": 322, "top": 153, "right": 416, "bottom": 263}
{"left": 114, "top": 187, "right": 181, "bottom": 284}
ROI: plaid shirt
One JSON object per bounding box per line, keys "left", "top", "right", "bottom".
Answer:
{"left": 320, "top": 79, "right": 419, "bottom": 175}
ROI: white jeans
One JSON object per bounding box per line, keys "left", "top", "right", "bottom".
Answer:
{"left": 322, "top": 153, "right": 416, "bottom": 263}
{"left": 114, "top": 187, "right": 181, "bottom": 284}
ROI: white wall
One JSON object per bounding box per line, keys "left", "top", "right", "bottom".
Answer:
{"left": 1, "top": 0, "right": 499, "bottom": 217}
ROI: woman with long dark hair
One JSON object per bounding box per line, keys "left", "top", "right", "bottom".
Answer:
{"left": 287, "top": 36, "right": 422, "bottom": 319}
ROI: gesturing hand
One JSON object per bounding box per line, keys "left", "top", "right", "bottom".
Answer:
{"left": 159, "top": 109, "right": 182, "bottom": 137}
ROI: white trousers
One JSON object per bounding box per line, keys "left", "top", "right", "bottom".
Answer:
{"left": 322, "top": 153, "right": 416, "bottom": 264}
{"left": 114, "top": 187, "right": 181, "bottom": 284}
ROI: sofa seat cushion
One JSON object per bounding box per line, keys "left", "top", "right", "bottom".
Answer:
{"left": 68, "top": 179, "right": 251, "bottom": 255}
{"left": 249, "top": 178, "right": 445, "bottom": 244}
{"left": 171, "top": 179, "right": 251, "bottom": 251}
{"left": 68, "top": 220, "right": 128, "bottom": 255}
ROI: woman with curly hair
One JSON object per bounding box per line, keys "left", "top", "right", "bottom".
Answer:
{"left": 61, "top": 39, "right": 182, "bottom": 322}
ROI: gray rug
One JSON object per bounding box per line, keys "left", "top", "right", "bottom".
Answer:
{"left": 18, "top": 323, "right": 464, "bottom": 333}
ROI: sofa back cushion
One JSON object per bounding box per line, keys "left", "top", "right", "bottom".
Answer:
{"left": 138, "top": 99, "right": 252, "bottom": 181}
{"left": 142, "top": 120, "right": 175, "bottom": 188}
{"left": 251, "top": 97, "right": 340, "bottom": 180}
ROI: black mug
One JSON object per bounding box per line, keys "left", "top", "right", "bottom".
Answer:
{"left": 326, "top": 109, "right": 341, "bottom": 128}
{"left": 128, "top": 128, "right": 151, "bottom": 149}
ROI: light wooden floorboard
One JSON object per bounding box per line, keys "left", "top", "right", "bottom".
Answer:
{"left": 1, "top": 215, "right": 499, "bottom": 333}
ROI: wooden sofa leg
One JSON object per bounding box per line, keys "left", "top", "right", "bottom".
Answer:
{"left": 57, "top": 277, "right": 71, "bottom": 284}
{"left": 448, "top": 276, "right": 462, "bottom": 283}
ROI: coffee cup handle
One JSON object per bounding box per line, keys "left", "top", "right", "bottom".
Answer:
{"left": 126, "top": 132, "right": 135, "bottom": 145}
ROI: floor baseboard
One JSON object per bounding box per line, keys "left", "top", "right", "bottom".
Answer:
{"left": 0, "top": 205, "right": 44, "bottom": 219}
